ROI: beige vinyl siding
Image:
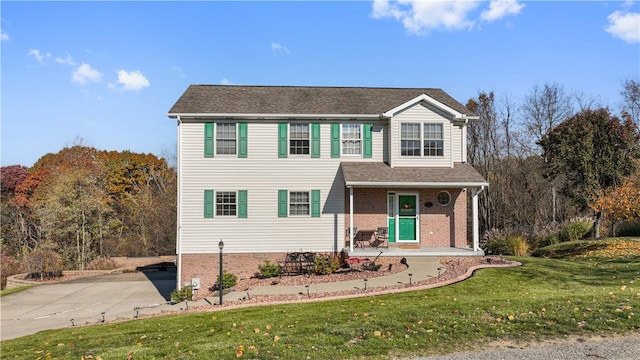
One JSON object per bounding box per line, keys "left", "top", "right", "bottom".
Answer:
{"left": 177, "top": 120, "right": 384, "bottom": 255}
{"left": 390, "top": 102, "right": 454, "bottom": 167}
{"left": 451, "top": 124, "right": 463, "bottom": 163}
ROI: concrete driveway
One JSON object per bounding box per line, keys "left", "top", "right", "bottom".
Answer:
{"left": 1, "top": 270, "right": 176, "bottom": 340}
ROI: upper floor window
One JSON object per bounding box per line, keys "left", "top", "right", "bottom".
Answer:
{"left": 289, "top": 123, "right": 310, "bottom": 155}
{"left": 401, "top": 123, "right": 421, "bottom": 156}
{"left": 216, "top": 123, "right": 236, "bottom": 155}
{"left": 401, "top": 122, "right": 444, "bottom": 157}
{"left": 341, "top": 124, "right": 362, "bottom": 155}
{"left": 423, "top": 123, "right": 443, "bottom": 156}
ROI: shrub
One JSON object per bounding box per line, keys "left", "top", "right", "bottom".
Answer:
{"left": 313, "top": 254, "right": 340, "bottom": 275}
{"left": 258, "top": 259, "right": 280, "bottom": 278}
{"left": 617, "top": 221, "right": 640, "bottom": 237}
{"left": 480, "top": 228, "right": 507, "bottom": 251}
{"left": 507, "top": 235, "right": 529, "bottom": 256}
{"left": 211, "top": 271, "right": 238, "bottom": 291}
{"left": 560, "top": 218, "right": 593, "bottom": 242}
{"left": 486, "top": 235, "right": 529, "bottom": 256}
{"left": 1, "top": 254, "right": 23, "bottom": 289}
{"left": 170, "top": 285, "right": 193, "bottom": 303}
{"left": 23, "top": 249, "right": 63, "bottom": 280}
{"left": 85, "top": 256, "right": 119, "bottom": 270}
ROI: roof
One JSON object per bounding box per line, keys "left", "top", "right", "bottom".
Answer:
{"left": 341, "top": 162, "right": 488, "bottom": 188}
{"left": 167, "top": 85, "right": 474, "bottom": 118}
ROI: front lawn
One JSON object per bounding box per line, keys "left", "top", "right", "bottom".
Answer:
{"left": 2, "top": 239, "right": 638, "bottom": 359}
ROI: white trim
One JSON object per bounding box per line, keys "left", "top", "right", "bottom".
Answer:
{"left": 383, "top": 94, "right": 465, "bottom": 119}
{"left": 345, "top": 181, "right": 489, "bottom": 188}
{"left": 168, "top": 113, "right": 383, "bottom": 120}
{"left": 349, "top": 187, "right": 354, "bottom": 253}
{"left": 395, "top": 192, "right": 420, "bottom": 243}
{"left": 176, "top": 116, "right": 183, "bottom": 290}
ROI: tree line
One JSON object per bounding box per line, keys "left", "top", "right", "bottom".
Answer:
{"left": 1, "top": 146, "right": 176, "bottom": 279}
{"left": 466, "top": 77, "right": 640, "bottom": 246}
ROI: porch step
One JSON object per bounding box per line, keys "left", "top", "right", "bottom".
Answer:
{"left": 397, "top": 245, "right": 421, "bottom": 249}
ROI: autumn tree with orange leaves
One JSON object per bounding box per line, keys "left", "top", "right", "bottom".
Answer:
{"left": 2, "top": 146, "right": 176, "bottom": 270}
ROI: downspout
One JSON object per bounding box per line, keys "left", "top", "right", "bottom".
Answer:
{"left": 472, "top": 186, "right": 485, "bottom": 252}
{"left": 176, "top": 116, "right": 183, "bottom": 290}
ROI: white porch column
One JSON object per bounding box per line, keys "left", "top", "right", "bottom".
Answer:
{"left": 349, "top": 186, "right": 354, "bottom": 252}
{"left": 471, "top": 186, "right": 484, "bottom": 251}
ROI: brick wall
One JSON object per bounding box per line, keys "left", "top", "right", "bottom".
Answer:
{"left": 346, "top": 188, "right": 468, "bottom": 248}
{"left": 180, "top": 252, "right": 287, "bottom": 291}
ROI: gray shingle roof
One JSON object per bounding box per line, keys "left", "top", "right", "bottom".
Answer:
{"left": 167, "top": 85, "right": 474, "bottom": 116}
{"left": 341, "top": 162, "right": 488, "bottom": 187}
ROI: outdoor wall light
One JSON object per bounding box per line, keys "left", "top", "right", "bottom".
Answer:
{"left": 424, "top": 201, "right": 433, "bottom": 208}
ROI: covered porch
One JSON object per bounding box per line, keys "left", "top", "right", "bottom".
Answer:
{"left": 340, "top": 162, "right": 489, "bottom": 257}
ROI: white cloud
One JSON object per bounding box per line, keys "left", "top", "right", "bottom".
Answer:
{"left": 605, "top": 10, "right": 640, "bottom": 43}
{"left": 28, "top": 49, "right": 51, "bottom": 64}
{"left": 1, "top": 30, "right": 9, "bottom": 41}
{"left": 72, "top": 63, "right": 103, "bottom": 85}
{"left": 372, "top": 0, "right": 481, "bottom": 34}
{"left": 271, "top": 42, "right": 291, "bottom": 54}
{"left": 372, "top": 0, "right": 524, "bottom": 34}
{"left": 116, "top": 70, "right": 150, "bottom": 91}
{"left": 54, "top": 55, "right": 76, "bottom": 66}
{"left": 221, "top": 78, "right": 234, "bottom": 85}
{"left": 480, "top": 0, "right": 525, "bottom": 22}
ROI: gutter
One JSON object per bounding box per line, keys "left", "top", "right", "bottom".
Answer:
{"left": 167, "top": 113, "right": 385, "bottom": 120}
{"left": 345, "top": 181, "right": 490, "bottom": 188}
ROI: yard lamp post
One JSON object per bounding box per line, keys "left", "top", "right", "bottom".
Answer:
{"left": 218, "top": 240, "right": 224, "bottom": 306}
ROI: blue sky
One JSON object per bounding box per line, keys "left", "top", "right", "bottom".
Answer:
{"left": 2, "top": 1, "right": 639, "bottom": 167}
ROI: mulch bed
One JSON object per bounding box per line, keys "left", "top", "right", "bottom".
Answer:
{"left": 185, "top": 256, "right": 517, "bottom": 310}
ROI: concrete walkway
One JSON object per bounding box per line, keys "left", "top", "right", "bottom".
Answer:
{"left": 1, "top": 257, "right": 447, "bottom": 340}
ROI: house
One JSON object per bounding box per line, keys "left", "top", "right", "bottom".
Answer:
{"left": 167, "top": 85, "right": 488, "bottom": 290}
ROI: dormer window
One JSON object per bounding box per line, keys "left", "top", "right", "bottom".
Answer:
{"left": 401, "top": 122, "right": 444, "bottom": 157}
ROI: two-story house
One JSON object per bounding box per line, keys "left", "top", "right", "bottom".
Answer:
{"left": 167, "top": 85, "right": 488, "bottom": 290}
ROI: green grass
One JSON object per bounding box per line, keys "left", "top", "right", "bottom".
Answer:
{"left": 2, "top": 240, "right": 639, "bottom": 359}
{"left": 0, "top": 285, "right": 32, "bottom": 297}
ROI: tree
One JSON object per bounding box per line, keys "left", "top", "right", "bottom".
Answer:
{"left": 538, "top": 108, "right": 640, "bottom": 238}
{"left": 621, "top": 76, "right": 640, "bottom": 128}
{"left": 591, "top": 166, "right": 640, "bottom": 233}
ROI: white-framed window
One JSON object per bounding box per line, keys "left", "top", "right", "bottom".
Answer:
{"left": 424, "top": 123, "right": 444, "bottom": 156}
{"left": 216, "top": 191, "right": 237, "bottom": 216}
{"left": 437, "top": 191, "right": 451, "bottom": 206}
{"left": 216, "top": 123, "right": 236, "bottom": 155}
{"left": 401, "top": 122, "right": 444, "bottom": 157}
{"left": 341, "top": 124, "right": 362, "bottom": 155}
{"left": 401, "top": 123, "right": 421, "bottom": 156}
{"left": 289, "top": 123, "right": 310, "bottom": 155}
{"left": 289, "top": 191, "right": 310, "bottom": 216}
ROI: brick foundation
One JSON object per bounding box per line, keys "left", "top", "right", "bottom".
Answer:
{"left": 180, "top": 252, "right": 293, "bottom": 291}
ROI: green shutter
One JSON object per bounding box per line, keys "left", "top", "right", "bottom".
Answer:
{"left": 311, "top": 123, "right": 320, "bottom": 158}
{"left": 278, "top": 190, "right": 288, "bottom": 217}
{"left": 363, "top": 123, "right": 373, "bottom": 158}
{"left": 311, "top": 190, "right": 321, "bottom": 217}
{"left": 204, "top": 190, "right": 214, "bottom": 218}
{"left": 331, "top": 123, "right": 340, "bottom": 158}
{"left": 238, "top": 123, "right": 248, "bottom": 158}
{"left": 238, "top": 190, "right": 247, "bottom": 218}
{"left": 204, "top": 123, "right": 214, "bottom": 158}
{"left": 278, "top": 123, "right": 288, "bottom": 158}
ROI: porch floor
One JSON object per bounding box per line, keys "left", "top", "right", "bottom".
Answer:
{"left": 344, "top": 246, "right": 484, "bottom": 258}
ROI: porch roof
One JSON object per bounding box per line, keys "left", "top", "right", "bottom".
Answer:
{"left": 341, "top": 162, "right": 489, "bottom": 188}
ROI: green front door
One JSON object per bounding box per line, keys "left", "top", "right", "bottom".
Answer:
{"left": 398, "top": 195, "right": 417, "bottom": 241}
